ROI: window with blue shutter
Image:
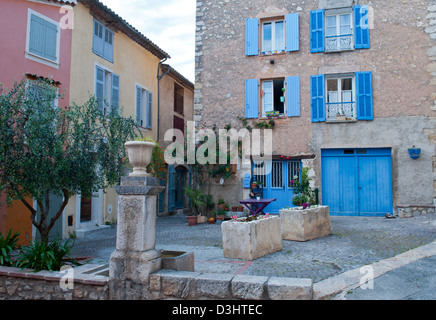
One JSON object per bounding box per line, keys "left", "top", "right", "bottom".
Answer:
{"left": 310, "top": 10, "right": 325, "bottom": 53}
{"left": 245, "top": 79, "right": 259, "bottom": 119}
{"left": 28, "top": 12, "right": 59, "bottom": 63}
{"left": 111, "top": 74, "right": 120, "bottom": 113}
{"left": 285, "top": 13, "right": 299, "bottom": 52}
{"left": 355, "top": 72, "right": 373, "bottom": 120}
{"left": 93, "top": 19, "right": 114, "bottom": 62}
{"left": 354, "top": 5, "right": 370, "bottom": 49}
{"left": 95, "top": 66, "right": 105, "bottom": 113}
{"left": 245, "top": 18, "right": 259, "bottom": 56}
{"left": 310, "top": 74, "right": 326, "bottom": 122}
{"left": 136, "top": 86, "right": 144, "bottom": 127}
{"left": 146, "top": 91, "right": 153, "bottom": 129}
{"left": 286, "top": 76, "right": 300, "bottom": 117}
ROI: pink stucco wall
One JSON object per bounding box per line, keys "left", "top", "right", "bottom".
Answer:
{"left": 0, "top": 0, "right": 73, "bottom": 107}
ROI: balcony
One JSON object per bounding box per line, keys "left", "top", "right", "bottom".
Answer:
{"left": 325, "top": 34, "right": 353, "bottom": 52}
{"left": 326, "top": 101, "right": 355, "bottom": 121}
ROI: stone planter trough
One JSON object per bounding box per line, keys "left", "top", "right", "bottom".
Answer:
{"left": 279, "top": 205, "right": 331, "bottom": 242}
{"left": 160, "top": 250, "right": 194, "bottom": 272}
{"left": 221, "top": 215, "right": 282, "bottom": 260}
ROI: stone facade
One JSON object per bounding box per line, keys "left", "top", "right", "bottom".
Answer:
{"left": 195, "top": 0, "right": 436, "bottom": 212}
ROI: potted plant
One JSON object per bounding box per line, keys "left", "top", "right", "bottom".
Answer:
{"left": 256, "top": 181, "right": 263, "bottom": 189}
{"left": 237, "top": 205, "right": 244, "bottom": 212}
{"left": 224, "top": 204, "right": 230, "bottom": 211}
{"left": 208, "top": 212, "right": 216, "bottom": 224}
{"left": 217, "top": 198, "right": 226, "bottom": 211}
{"left": 281, "top": 167, "right": 331, "bottom": 241}
{"left": 232, "top": 205, "right": 238, "bottom": 212}
{"left": 216, "top": 210, "right": 226, "bottom": 225}
{"left": 408, "top": 146, "right": 421, "bottom": 160}
{"left": 251, "top": 181, "right": 257, "bottom": 189}
{"left": 183, "top": 187, "right": 206, "bottom": 226}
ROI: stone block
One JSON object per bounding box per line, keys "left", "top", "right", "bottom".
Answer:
{"left": 195, "top": 273, "right": 234, "bottom": 299}
{"left": 221, "top": 216, "right": 282, "bottom": 260}
{"left": 231, "top": 275, "right": 268, "bottom": 300}
{"left": 159, "top": 271, "right": 201, "bottom": 299}
{"left": 161, "top": 251, "right": 195, "bottom": 272}
{"left": 280, "top": 206, "right": 332, "bottom": 241}
{"left": 267, "top": 277, "right": 313, "bottom": 300}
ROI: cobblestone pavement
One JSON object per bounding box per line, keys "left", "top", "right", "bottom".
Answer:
{"left": 70, "top": 213, "right": 436, "bottom": 283}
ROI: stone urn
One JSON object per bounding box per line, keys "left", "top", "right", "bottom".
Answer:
{"left": 125, "top": 141, "right": 155, "bottom": 176}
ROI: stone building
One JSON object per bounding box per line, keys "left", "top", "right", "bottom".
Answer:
{"left": 194, "top": 0, "right": 436, "bottom": 216}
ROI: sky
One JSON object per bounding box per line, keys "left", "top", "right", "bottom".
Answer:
{"left": 99, "top": 0, "right": 196, "bottom": 83}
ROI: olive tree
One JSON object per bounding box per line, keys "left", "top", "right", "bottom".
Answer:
{"left": 0, "top": 79, "right": 137, "bottom": 244}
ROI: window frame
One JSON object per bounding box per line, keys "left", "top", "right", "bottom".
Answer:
{"left": 94, "top": 64, "right": 120, "bottom": 115}
{"left": 135, "top": 84, "right": 152, "bottom": 130}
{"left": 93, "top": 18, "right": 114, "bottom": 63}
{"left": 25, "top": 9, "right": 61, "bottom": 68}
{"left": 261, "top": 78, "right": 286, "bottom": 117}
{"left": 261, "top": 18, "right": 285, "bottom": 55}
{"left": 325, "top": 73, "right": 356, "bottom": 122}
{"left": 324, "top": 8, "right": 354, "bottom": 52}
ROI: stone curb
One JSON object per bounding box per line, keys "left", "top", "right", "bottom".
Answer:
{"left": 313, "top": 240, "right": 436, "bottom": 300}
{"left": 150, "top": 269, "right": 313, "bottom": 300}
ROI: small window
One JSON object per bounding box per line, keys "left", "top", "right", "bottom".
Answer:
{"left": 262, "top": 78, "right": 285, "bottom": 116}
{"left": 262, "top": 19, "right": 285, "bottom": 54}
{"left": 136, "top": 85, "right": 153, "bottom": 129}
{"left": 93, "top": 19, "right": 114, "bottom": 62}
{"left": 326, "top": 75, "right": 355, "bottom": 121}
{"left": 95, "top": 66, "right": 120, "bottom": 115}
{"left": 344, "top": 149, "right": 354, "bottom": 154}
{"left": 325, "top": 11, "right": 353, "bottom": 52}
{"left": 174, "top": 83, "right": 184, "bottom": 115}
{"left": 26, "top": 9, "right": 60, "bottom": 65}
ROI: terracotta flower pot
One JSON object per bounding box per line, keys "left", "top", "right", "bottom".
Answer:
{"left": 187, "top": 216, "right": 197, "bottom": 226}
{"left": 125, "top": 141, "right": 155, "bottom": 176}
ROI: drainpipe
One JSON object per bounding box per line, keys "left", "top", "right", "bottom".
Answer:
{"left": 157, "top": 58, "right": 170, "bottom": 142}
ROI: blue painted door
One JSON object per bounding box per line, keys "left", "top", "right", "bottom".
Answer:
{"left": 253, "top": 160, "right": 301, "bottom": 214}
{"left": 321, "top": 148, "right": 393, "bottom": 216}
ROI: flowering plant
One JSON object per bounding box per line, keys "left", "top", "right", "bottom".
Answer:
{"left": 290, "top": 167, "right": 316, "bottom": 207}
{"left": 232, "top": 212, "right": 270, "bottom": 222}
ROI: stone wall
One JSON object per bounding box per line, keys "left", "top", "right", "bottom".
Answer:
{"left": 397, "top": 205, "right": 436, "bottom": 218}
{"left": 0, "top": 266, "right": 108, "bottom": 300}
{"left": 150, "top": 270, "right": 313, "bottom": 300}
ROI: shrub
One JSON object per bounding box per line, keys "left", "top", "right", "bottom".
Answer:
{"left": 15, "top": 238, "right": 79, "bottom": 272}
{"left": 0, "top": 230, "right": 19, "bottom": 266}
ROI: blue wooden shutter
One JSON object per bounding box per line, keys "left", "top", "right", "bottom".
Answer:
{"left": 286, "top": 76, "right": 300, "bottom": 117}
{"left": 95, "top": 66, "right": 105, "bottom": 113}
{"left": 29, "top": 14, "right": 58, "bottom": 61}
{"left": 354, "top": 5, "right": 370, "bottom": 49}
{"left": 135, "top": 86, "right": 143, "bottom": 126}
{"left": 93, "top": 20, "right": 104, "bottom": 56}
{"left": 310, "top": 10, "right": 324, "bottom": 53}
{"left": 145, "top": 91, "right": 153, "bottom": 129}
{"left": 111, "top": 74, "right": 120, "bottom": 113}
{"left": 245, "top": 79, "right": 259, "bottom": 119}
{"left": 310, "top": 74, "right": 326, "bottom": 122}
{"left": 285, "top": 13, "right": 299, "bottom": 52}
{"left": 44, "top": 20, "right": 58, "bottom": 61}
{"left": 356, "top": 72, "right": 373, "bottom": 120}
{"left": 245, "top": 18, "right": 259, "bottom": 56}
{"left": 103, "top": 28, "right": 114, "bottom": 62}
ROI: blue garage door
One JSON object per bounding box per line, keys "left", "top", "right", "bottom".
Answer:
{"left": 321, "top": 148, "right": 393, "bottom": 216}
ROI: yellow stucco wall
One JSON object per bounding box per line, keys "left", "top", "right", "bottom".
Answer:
{"left": 64, "top": 3, "right": 163, "bottom": 235}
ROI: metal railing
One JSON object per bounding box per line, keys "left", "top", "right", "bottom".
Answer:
{"left": 325, "top": 34, "right": 353, "bottom": 52}
{"left": 326, "top": 101, "right": 355, "bottom": 121}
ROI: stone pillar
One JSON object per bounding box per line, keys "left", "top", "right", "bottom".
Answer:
{"left": 109, "top": 176, "right": 164, "bottom": 300}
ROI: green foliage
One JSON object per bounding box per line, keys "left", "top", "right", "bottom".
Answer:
{"left": 0, "top": 79, "right": 137, "bottom": 243}
{"left": 15, "top": 238, "right": 79, "bottom": 272}
{"left": 0, "top": 230, "right": 20, "bottom": 266}
{"left": 290, "top": 167, "right": 316, "bottom": 206}
{"left": 183, "top": 187, "right": 206, "bottom": 215}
